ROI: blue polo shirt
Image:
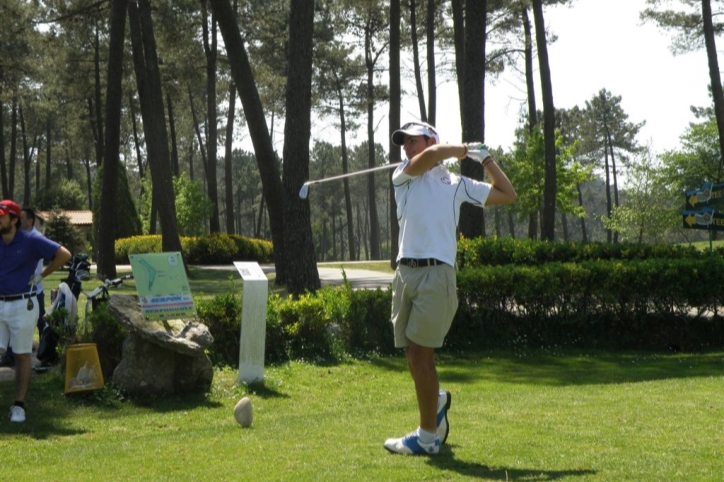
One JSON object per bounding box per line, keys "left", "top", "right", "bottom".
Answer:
{"left": 0, "top": 229, "right": 60, "bottom": 296}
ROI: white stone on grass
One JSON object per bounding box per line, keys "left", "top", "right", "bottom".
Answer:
{"left": 234, "top": 397, "right": 253, "bottom": 428}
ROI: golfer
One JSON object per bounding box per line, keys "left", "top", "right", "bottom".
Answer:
{"left": 0, "top": 200, "right": 71, "bottom": 423}
{"left": 384, "top": 121, "right": 517, "bottom": 455}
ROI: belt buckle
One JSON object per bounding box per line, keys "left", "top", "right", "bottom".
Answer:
{"left": 409, "top": 259, "right": 418, "bottom": 268}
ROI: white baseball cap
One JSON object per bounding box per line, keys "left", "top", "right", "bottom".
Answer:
{"left": 391, "top": 121, "right": 440, "bottom": 146}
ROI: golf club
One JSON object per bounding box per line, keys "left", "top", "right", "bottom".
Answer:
{"left": 299, "top": 162, "right": 402, "bottom": 199}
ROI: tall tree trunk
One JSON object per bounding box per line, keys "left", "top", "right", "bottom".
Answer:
{"left": 532, "top": 0, "right": 556, "bottom": 241}
{"left": 606, "top": 130, "right": 620, "bottom": 243}
{"left": 129, "top": 93, "right": 145, "bottom": 189}
{"left": 703, "top": 0, "right": 724, "bottom": 166}
{"left": 209, "top": 0, "right": 286, "bottom": 283}
{"left": 45, "top": 118, "right": 51, "bottom": 192}
{"left": 389, "top": 0, "right": 401, "bottom": 268}
{"left": 604, "top": 146, "right": 612, "bottom": 243}
{"left": 576, "top": 183, "right": 587, "bottom": 242}
{"left": 167, "top": 93, "right": 179, "bottom": 177}
{"left": 523, "top": 7, "right": 538, "bottom": 239}
{"left": 9, "top": 99, "right": 17, "bottom": 199}
{"left": 426, "top": 0, "right": 436, "bottom": 124}
{"left": 188, "top": 134, "right": 195, "bottom": 181}
{"left": 94, "top": 25, "right": 104, "bottom": 167}
{"left": 19, "top": 105, "right": 32, "bottom": 207}
{"left": 84, "top": 154, "right": 92, "bottom": 210}
{"left": 365, "top": 24, "right": 381, "bottom": 260}
{"left": 451, "top": 0, "right": 465, "bottom": 113}
{"left": 282, "top": 0, "right": 320, "bottom": 295}
{"left": 65, "top": 149, "right": 73, "bottom": 180}
{"left": 202, "top": 2, "right": 220, "bottom": 233}
{"left": 188, "top": 88, "right": 209, "bottom": 181}
{"left": 255, "top": 193, "right": 265, "bottom": 238}
{"left": 410, "top": 0, "right": 427, "bottom": 122}
{"left": 35, "top": 140, "right": 40, "bottom": 196}
{"left": 128, "top": 0, "right": 183, "bottom": 254}
{"left": 7, "top": 100, "right": 18, "bottom": 199}
{"left": 224, "top": 82, "right": 236, "bottom": 234}
{"left": 97, "top": 0, "right": 128, "bottom": 280}
{"left": 334, "top": 73, "right": 356, "bottom": 260}
{"left": 0, "top": 97, "right": 6, "bottom": 198}
{"left": 458, "top": 0, "right": 487, "bottom": 239}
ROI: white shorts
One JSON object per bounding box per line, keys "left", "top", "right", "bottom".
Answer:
{"left": 0, "top": 296, "right": 39, "bottom": 355}
{"left": 391, "top": 263, "right": 458, "bottom": 348}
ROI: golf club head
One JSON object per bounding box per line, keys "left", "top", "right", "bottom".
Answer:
{"left": 299, "top": 182, "right": 310, "bottom": 199}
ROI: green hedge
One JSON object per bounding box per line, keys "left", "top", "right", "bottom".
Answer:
{"left": 457, "top": 236, "right": 707, "bottom": 268}
{"left": 115, "top": 233, "right": 274, "bottom": 265}
{"left": 194, "top": 239, "right": 724, "bottom": 365}
{"left": 197, "top": 281, "right": 394, "bottom": 367}
{"left": 451, "top": 257, "right": 724, "bottom": 351}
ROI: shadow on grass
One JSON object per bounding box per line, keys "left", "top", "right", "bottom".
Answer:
{"left": 428, "top": 447, "right": 596, "bottom": 481}
{"left": 245, "top": 380, "right": 289, "bottom": 399}
{"left": 0, "top": 371, "right": 89, "bottom": 440}
{"left": 371, "top": 349, "right": 724, "bottom": 386}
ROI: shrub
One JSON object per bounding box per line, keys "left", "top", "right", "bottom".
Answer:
{"left": 456, "top": 236, "right": 707, "bottom": 269}
{"left": 183, "top": 233, "right": 238, "bottom": 264}
{"left": 43, "top": 210, "right": 88, "bottom": 256}
{"left": 114, "top": 234, "right": 274, "bottom": 264}
{"left": 87, "top": 302, "right": 128, "bottom": 380}
{"left": 196, "top": 291, "right": 242, "bottom": 367}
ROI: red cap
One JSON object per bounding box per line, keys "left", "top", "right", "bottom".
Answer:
{"left": 0, "top": 200, "right": 21, "bottom": 217}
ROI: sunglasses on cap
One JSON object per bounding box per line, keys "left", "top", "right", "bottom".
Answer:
{"left": 399, "top": 122, "right": 438, "bottom": 136}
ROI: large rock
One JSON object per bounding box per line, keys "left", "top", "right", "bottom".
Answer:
{"left": 107, "top": 295, "right": 213, "bottom": 355}
{"left": 106, "top": 295, "right": 214, "bottom": 395}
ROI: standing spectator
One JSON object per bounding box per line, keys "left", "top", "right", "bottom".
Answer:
{"left": 22, "top": 208, "right": 49, "bottom": 339}
{"left": 0, "top": 200, "right": 71, "bottom": 423}
{"left": 0, "top": 208, "right": 49, "bottom": 368}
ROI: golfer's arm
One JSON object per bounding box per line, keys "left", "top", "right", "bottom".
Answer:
{"left": 404, "top": 144, "right": 467, "bottom": 176}
{"left": 42, "top": 246, "right": 72, "bottom": 278}
{"left": 484, "top": 161, "right": 518, "bottom": 206}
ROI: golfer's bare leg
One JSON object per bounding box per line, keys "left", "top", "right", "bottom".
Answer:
{"left": 406, "top": 342, "right": 438, "bottom": 434}
{"left": 14, "top": 353, "right": 31, "bottom": 402}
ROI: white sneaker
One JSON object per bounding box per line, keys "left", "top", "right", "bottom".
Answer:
{"left": 384, "top": 430, "right": 440, "bottom": 455}
{"left": 437, "top": 389, "right": 451, "bottom": 444}
{"left": 9, "top": 405, "right": 25, "bottom": 423}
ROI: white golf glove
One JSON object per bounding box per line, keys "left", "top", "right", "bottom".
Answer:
{"left": 465, "top": 143, "right": 492, "bottom": 163}
{"left": 29, "top": 273, "right": 43, "bottom": 286}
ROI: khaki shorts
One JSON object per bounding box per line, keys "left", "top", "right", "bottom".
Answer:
{"left": 0, "top": 297, "right": 39, "bottom": 355}
{"left": 391, "top": 263, "right": 458, "bottom": 348}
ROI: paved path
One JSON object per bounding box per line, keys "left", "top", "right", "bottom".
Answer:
{"left": 197, "top": 263, "right": 394, "bottom": 290}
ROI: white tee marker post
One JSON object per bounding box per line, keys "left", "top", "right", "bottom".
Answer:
{"left": 234, "top": 262, "right": 268, "bottom": 384}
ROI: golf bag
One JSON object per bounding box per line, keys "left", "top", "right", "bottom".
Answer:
{"left": 64, "top": 253, "right": 91, "bottom": 299}
{"left": 36, "top": 255, "right": 88, "bottom": 367}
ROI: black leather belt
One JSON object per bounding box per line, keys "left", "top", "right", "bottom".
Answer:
{"left": 399, "top": 258, "right": 444, "bottom": 268}
{"left": 0, "top": 292, "right": 37, "bottom": 302}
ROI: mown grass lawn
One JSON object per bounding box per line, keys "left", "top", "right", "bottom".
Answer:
{"left": 1, "top": 350, "right": 722, "bottom": 481}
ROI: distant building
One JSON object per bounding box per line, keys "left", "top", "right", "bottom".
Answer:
{"left": 36, "top": 210, "right": 93, "bottom": 243}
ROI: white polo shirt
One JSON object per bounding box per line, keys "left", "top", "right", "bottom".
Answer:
{"left": 392, "top": 160, "right": 491, "bottom": 267}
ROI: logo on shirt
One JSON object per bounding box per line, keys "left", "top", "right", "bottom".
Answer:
{"left": 440, "top": 176, "right": 451, "bottom": 185}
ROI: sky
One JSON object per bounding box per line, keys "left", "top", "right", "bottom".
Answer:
{"left": 386, "top": 0, "right": 710, "bottom": 156}
{"left": 250, "top": 0, "right": 713, "bottom": 159}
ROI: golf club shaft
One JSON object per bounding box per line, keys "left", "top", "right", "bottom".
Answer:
{"left": 306, "top": 162, "right": 402, "bottom": 186}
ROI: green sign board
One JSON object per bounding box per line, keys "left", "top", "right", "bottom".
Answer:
{"left": 685, "top": 181, "right": 724, "bottom": 208}
{"left": 129, "top": 252, "right": 196, "bottom": 320}
{"left": 681, "top": 207, "right": 724, "bottom": 231}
